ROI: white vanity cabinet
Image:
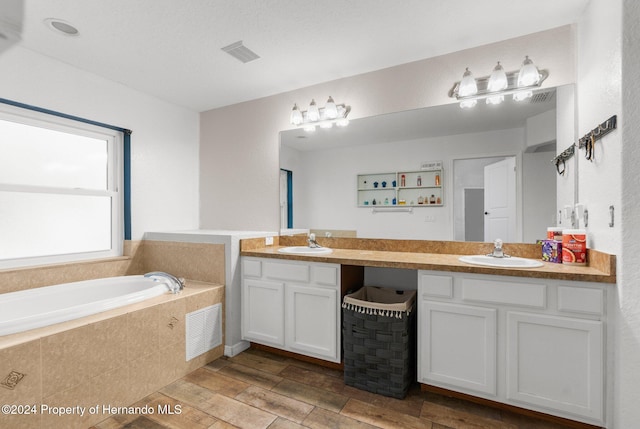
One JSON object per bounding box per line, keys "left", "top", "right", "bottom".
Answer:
{"left": 241, "top": 257, "right": 341, "bottom": 363}
{"left": 418, "top": 271, "right": 608, "bottom": 426}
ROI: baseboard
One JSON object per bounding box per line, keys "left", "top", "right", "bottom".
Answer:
{"left": 224, "top": 340, "right": 250, "bottom": 357}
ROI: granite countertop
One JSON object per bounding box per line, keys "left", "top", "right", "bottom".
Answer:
{"left": 240, "top": 237, "right": 616, "bottom": 284}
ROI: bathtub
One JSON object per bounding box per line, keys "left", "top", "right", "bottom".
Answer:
{"left": 0, "top": 275, "right": 171, "bottom": 336}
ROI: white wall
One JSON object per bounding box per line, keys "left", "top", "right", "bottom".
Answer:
{"left": 200, "top": 26, "right": 575, "bottom": 231}
{"left": 285, "top": 128, "right": 530, "bottom": 240}
{"left": 0, "top": 47, "right": 200, "bottom": 239}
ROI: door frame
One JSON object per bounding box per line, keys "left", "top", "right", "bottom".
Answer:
{"left": 451, "top": 153, "right": 523, "bottom": 242}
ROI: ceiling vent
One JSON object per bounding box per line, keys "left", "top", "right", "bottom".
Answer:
{"left": 221, "top": 41, "right": 260, "bottom": 63}
{"left": 528, "top": 88, "right": 556, "bottom": 104}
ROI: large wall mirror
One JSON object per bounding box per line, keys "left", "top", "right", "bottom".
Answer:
{"left": 280, "top": 84, "right": 576, "bottom": 243}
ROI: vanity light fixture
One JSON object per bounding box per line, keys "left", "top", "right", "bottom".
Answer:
{"left": 449, "top": 56, "right": 548, "bottom": 109}
{"left": 289, "top": 96, "right": 351, "bottom": 132}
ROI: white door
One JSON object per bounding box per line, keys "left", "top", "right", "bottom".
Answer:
{"left": 285, "top": 284, "right": 338, "bottom": 362}
{"left": 419, "top": 301, "right": 497, "bottom": 396}
{"left": 484, "top": 157, "right": 516, "bottom": 242}
{"left": 506, "top": 311, "right": 603, "bottom": 422}
{"left": 242, "top": 279, "right": 285, "bottom": 346}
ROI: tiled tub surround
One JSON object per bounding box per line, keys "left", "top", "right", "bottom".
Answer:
{"left": 0, "top": 239, "right": 226, "bottom": 429}
{"left": 0, "top": 281, "right": 224, "bottom": 429}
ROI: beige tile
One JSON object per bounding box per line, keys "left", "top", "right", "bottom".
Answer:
{"left": 128, "top": 350, "right": 165, "bottom": 403}
{"left": 41, "top": 315, "right": 128, "bottom": 397}
{"left": 127, "top": 304, "right": 160, "bottom": 359}
{"left": 42, "top": 365, "right": 131, "bottom": 429}
{"left": 272, "top": 379, "right": 349, "bottom": 413}
{"left": 141, "top": 241, "right": 225, "bottom": 284}
{"left": 158, "top": 298, "right": 186, "bottom": 347}
{"left": 342, "top": 398, "right": 433, "bottom": 429}
{"left": 185, "top": 287, "right": 224, "bottom": 314}
{"left": 303, "top": 407, "right": 380, "bottom": 429}
{"left": 0, "top": 339, "right": 42, "bottom": 406}
{"left": 235, "top": 385, "right": 314, "bottom": 423}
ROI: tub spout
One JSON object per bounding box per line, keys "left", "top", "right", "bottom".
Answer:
{"left": 144, "top": 271, "right": 185, "bottom": 294}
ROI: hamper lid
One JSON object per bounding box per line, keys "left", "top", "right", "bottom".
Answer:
{"left": 342, "top": 286, "right": 416, "bottom": 318}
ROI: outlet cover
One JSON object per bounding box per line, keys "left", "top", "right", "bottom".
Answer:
{"left": 265, "top": 236, "right": 274, "bottom": 245}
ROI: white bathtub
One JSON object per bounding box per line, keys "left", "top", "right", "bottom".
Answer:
{"left": 0, "top": 275, "right": 171, "bottom": 336}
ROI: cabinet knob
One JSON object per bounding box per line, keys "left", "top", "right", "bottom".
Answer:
{"left": 484, "top": 212, "right": 489, "bottom": 215}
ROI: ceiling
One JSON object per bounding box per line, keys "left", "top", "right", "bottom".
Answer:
{"left": 17, "top": 0, "right": 588, "bottom": 112}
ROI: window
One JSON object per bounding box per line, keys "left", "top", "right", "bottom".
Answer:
{"left": 0, "top": 103, "right": 127, "bottom": 268}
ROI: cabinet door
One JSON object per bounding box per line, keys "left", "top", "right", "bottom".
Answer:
{"left": 506, "top": 312, "right": 603, "bottom": 422}
{"left": 242, "top": 279, "right": 285, "bottom": 346}
{"left": 419, "top": 301, "right": 497, "bottom": 395}
{"left": 285, "top": 284, "right": 338, "bottom": 362}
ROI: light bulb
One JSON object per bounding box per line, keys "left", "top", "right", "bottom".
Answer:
{"left": 307, "top": 99, "right": 320, "bottom": 122}
{"left": 319, "top": 122, "right": 333, "bottom": 129}
{"left": 487, "top": 62, "right": 508, "bottom": 92}
{"left": 324, "top": 96, "right": 338, "bottom": 119}
{"left": 486, "top": 95, "right": 504, "bottom": 105}
{"left": 459, "top": 99, "right": 477, "bottom": 109}
{"left": 517, "top": 56, "right": 540, "bottom": 87}
{"left": 336, "top": 118, "right": 349, "bottom": 127}
{"left": 458, "top": 68, "right": 478, "bottom": 97}
{"left": 513, "top": 90, "right": 533, "bottom": 102}
{"left": 290, "top": 104, "right": 303, "bottom": 125}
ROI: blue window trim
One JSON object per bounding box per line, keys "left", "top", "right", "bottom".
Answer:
{"left": 0, "top": 97, "right": 132, "bottom": 239}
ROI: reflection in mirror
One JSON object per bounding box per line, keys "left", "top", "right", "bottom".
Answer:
{"left": 280, "top": 85, "right": 575, "bottom": 243}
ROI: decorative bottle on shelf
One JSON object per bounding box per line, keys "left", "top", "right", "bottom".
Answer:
{"left": 417, "top": 175, "right": 422, "bottom": 186}
{"left": 372, "top": 198, "right": 376, "bottom": 205}
{"left": 430, "top": 195, "right": 436, "bottom": 204}
{"left": 418, "top": 196, "right": 424, "bottom": 205}
{"left": 435, "top": 174, "right": 440, "bottom": 186}
{"left": 400, "top": 174, "right": 406, "bottom": 187}
{"left": 436, "top": 196, "right": 441, "bottom": 204}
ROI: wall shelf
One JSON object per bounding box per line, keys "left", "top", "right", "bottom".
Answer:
{"left": 357, "top": 164, "right": 443, "bottom": 207}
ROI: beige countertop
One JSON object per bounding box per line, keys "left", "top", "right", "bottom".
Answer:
{"left": 241, "top": 237, "right": 616, "bottom": 284}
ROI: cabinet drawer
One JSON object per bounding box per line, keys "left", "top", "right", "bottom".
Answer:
{"left": 557, "top": 286, "right": 604, "bottom": 315}
{"left": 242, "top": 258, "right": 262, "bottom": 278}
{"left": 461, "top": 278, "right": 546, "bottom": 308}
{"left": 313, "top": 265, "right": 339, "bottom": 287}
{"left": 264, "top": 260, "right": 310, "bottom": 282}
{"left": 420, "top": 273, "right": 453, "bottom": 299}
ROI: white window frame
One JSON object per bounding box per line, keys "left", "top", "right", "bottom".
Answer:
{"left": 0, "top": 104, "right": 124, "bottom": 269}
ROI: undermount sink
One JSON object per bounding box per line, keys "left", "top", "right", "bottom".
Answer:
{"left": 458, "top": 255, "right": 543, "bottom": 268}
{"left": 277, "top": 246, "right": 333, "bottom": 255}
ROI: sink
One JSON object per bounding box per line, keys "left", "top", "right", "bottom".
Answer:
{"left": 277, "top": 246, "right": 333, "bottom": 255}
{"left": 458, "top": 255, "right": 543, "bottom": 268}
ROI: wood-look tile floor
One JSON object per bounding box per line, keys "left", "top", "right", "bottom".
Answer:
{"left": 94, "top": 348, "right": 581, "bottom": 429}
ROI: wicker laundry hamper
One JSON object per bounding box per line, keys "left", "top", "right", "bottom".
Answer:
{"left": 342, "top": 286, "right": 416, "bottom": 399}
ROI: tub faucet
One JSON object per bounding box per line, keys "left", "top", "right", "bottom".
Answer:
{"left": 144, "top": 271, "right": 185, "bottom": 294}
{"left": 488, "top": 239, "right": 510, "bottom": 258}
{"left": 308, "top": 233, "right": 322, "bottom": 248}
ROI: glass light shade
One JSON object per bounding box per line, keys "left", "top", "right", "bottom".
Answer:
{"left": 517, "top": 56, "right": 540, "bottom": 87}
{"left": 487, "top": 62, "right": 508, "bottom": 92}
{"left": 458, "top": 68, "right": 478, "bottom": 97}
{"left": 290, "top": 104, "right": 303, "bottom": 125}
{"left": 307, "top": 99, "right": 320, "bottom": 122}
{"left": 324, "top": 96, "right": 338, "bottom": 119}
{"left": 319, "top": 121, "right": 333, "bottom": 129}
{"left": 513, "top": 90, "right": 533, "bottom": 102}
{"left": 459, "top": 99, "right": 477, "bottom": 109}
{"left": 486, "top": 94, "right": 504, "bottom": 105}
{"left": 336, "top": 118, "right": 349, "bottom": 127}
{"left": 304, "top": 124, "right": 316, "bottom": 132}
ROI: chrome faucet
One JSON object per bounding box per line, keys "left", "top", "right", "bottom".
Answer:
{"left": 487, "top": 239, "right": 510, "bottom": 258}
{"left": 144, "top": 271, "right": 185, "bottom": 294}
{"left": 307, "top": 233, "right": 322, "bottom": 248}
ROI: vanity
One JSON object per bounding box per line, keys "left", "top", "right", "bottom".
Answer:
{"left": 240, "top": 235, "right": 615, "bottom": 428}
